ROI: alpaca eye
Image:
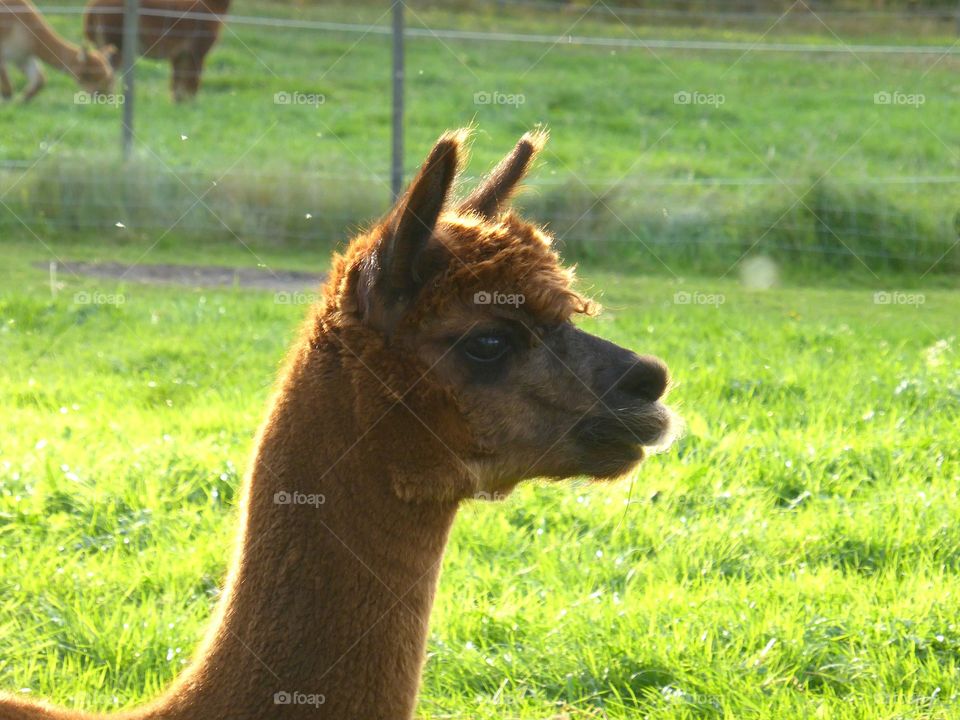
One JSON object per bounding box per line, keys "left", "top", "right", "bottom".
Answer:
{"left": 462, "top": 333, "right": 510, "bottom": 363}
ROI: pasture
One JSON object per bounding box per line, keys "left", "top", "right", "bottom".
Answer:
{"left": 1, "top": 0, "right": 959, "bottom": 717}
{"left": 1, "top": 234, "right": 958, "bottom": 718}
{"left": 0, "top": 0, "right": 959, "bottom": 273}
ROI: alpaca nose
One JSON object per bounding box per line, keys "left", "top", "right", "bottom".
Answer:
{"left": 614, "top": 354, "right": 669, "bottom": 402}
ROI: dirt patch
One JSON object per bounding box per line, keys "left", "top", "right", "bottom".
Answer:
{"left": 39, "top": 261, "right": 325, "bottom": 292}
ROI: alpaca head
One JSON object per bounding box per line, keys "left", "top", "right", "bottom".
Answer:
{"left": 316, "top": 129, "right": 676, "bottom": 503}
{"left": 74, "top": 45, "right": 115, "bottom": 95}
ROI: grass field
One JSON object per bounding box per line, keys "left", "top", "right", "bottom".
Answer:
{"left": 1, "top": 234, "right": 958, "bottom": 718}
{"left": 2, "top": 0, "right": 959, "bottom": 715}
{"left": 1, "top": 0, "right": 959, "bottom": 272}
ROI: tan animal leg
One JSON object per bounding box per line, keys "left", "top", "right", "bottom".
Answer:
{"left": 20, "top": 57, "right": 45, "bottom": 102}
{"left": 0, "top": 62, "right": 12, "bottom": 100}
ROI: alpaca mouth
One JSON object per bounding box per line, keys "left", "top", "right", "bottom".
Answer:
{"left": 576, "top": 402, "right": 675, "bottom": 446}
{"left": 571, "top": 403, "right": 677, "bottom": 478}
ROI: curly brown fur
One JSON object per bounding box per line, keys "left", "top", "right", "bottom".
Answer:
{"left": 0, "top": 129, "right": 675, "bottom": 720}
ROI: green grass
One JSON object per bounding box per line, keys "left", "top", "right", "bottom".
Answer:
{"left": 1, "top": 0, "right": 959, "bottom": 273}
{"left": 2, "top": 1, "right": 959, "bottom": 714}
{"left": 1, "top": 235, "right": 959, "bottom": 718}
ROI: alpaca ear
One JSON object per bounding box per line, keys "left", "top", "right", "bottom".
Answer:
{"left": 358, "top": 129, "right": 466, "bottom": 327}
{"left": 459, "top": 129, "right": 547, "bottom": 218}
{"left": 382, "top": 130, "right": 465, "bottom": 295}
{"left": 102, "top": 44, "right": 118, "bottom": 62}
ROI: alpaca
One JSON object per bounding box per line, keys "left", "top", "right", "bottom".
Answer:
{"left": 0, "top": 0, "right": 114, "bottom": 101}
{"left": 0, "top": 129, "right": 675, "bottom": 720}
{"left": 83, "top": 0, "right": 229, "bottom": 102}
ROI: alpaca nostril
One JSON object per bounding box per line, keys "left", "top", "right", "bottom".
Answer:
{"left": 616, "top": 355, "right": 669, "bottom": 402}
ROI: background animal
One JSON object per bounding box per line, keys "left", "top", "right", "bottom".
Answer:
{"left": 0, "top": 0, "right": 114, "bottom": 101}
{"left": 0, "top": 129, "right": 674, "bottom": 719}
{"left": 83, "top": 0, "right": 229, "bottom": 102}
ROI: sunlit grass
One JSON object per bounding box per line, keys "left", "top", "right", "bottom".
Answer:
{"left": 1, "top": 236, "right": 958, "bottom": 718}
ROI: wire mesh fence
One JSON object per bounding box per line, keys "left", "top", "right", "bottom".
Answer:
{"left": 1, "top": 0, "right": 958, "bottom": 275}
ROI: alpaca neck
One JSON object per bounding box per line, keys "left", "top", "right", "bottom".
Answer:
{"left": 150, "top": 339, "right": 459, "bottom": 720}
{"left": 15, "top": 9, "right": 83, "bottom": 74}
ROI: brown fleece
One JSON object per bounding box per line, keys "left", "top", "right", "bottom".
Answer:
{"left": 83, "top": 0, "right": 230, "bottom": 101}
{"left": 0, "top": 128, "right": 667, "bottom": 720}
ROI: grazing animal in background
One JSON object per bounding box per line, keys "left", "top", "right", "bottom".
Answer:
{"left": 0, "top": 0, "right": 114, "bottom": 102}
{"left": 0, "top": 129, "right": 676, "bottom": 720}
{"left": 83, "top": 0, "right": 229, "bottom": 102}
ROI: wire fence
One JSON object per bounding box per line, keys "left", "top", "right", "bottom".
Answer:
{"left": 0, "top": 0, "right": 958, "bottom": 275}
{"left": 20, "top": 4, "right": 960, "bottom": 52}
{"left": 449, "top": 0, "right": 960, "bottom": 28}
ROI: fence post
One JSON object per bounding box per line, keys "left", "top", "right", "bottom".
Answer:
{"left": 391, "top": 0, "right": 404, "bottom": 200}
{"left": 121, "top": 0, "right": 139, "bottom": 160}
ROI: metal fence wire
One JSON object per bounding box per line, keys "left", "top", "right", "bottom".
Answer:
{"left": 0, "top": 0, "right": 958, "bottom": 274}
